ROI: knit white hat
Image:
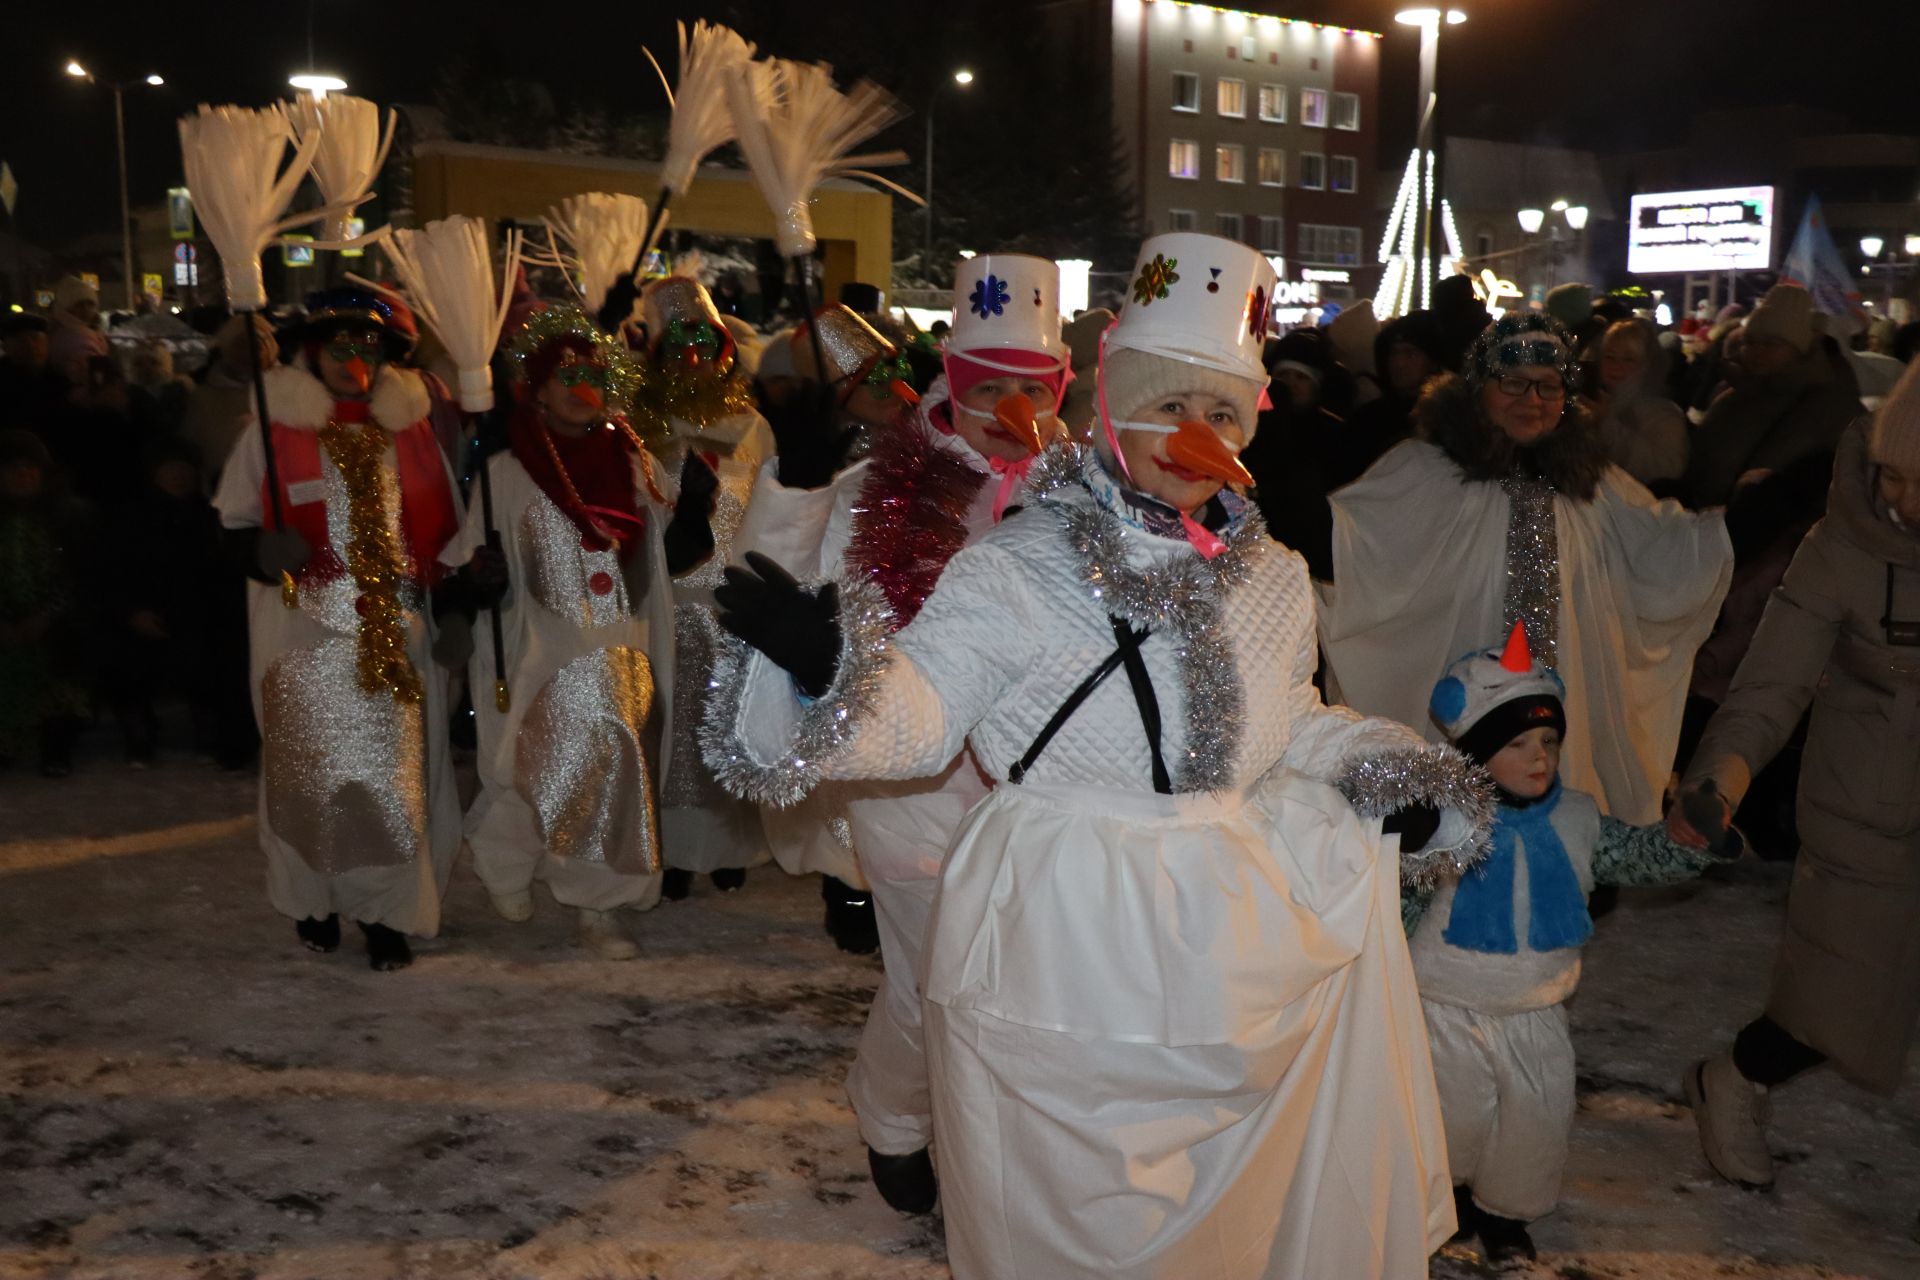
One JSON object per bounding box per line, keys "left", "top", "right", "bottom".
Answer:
{"left": 1743, "top": 283, "right": 1815, "bottom": 354}
{"left": 1870, "top": 356, "right": 1920, "bottom": 475}
{"left": 1430, "top": 622, "right": 1566, "bottom": 760}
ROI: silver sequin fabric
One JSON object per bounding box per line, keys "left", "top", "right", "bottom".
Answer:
{"left": 263, "top": 636, "right": 428, "bottom": 874}
{"left": 664, "top": 604, "right": 732, "bottom": 809}
{"left": 1500, "top": 475, "right": 1561, "bottom": 667}
{"left": 514, "top": 646, "right": 661, "bottom": 874}
{"left": 520, "top": 494, "right": 631, "bottom": 629}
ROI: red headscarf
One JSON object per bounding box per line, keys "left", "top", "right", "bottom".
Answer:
{"left": 507, "top": 398, "right": 647, "bottom": 558}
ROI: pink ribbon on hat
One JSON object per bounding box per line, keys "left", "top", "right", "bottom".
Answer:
{"left": 1094, "top": 317, "right": 1230, "bottom": 561}
{"left": 986, "top": 454, "right": 1032, "bottom": 523}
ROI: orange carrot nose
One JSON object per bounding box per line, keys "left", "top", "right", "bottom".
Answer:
{"left": 343, "top": 356, "right": 372, "bottom": 393}
{"left": 992, "top": 393, "right": 1044, "bottom": 455}
{"left": 680, "top": 347, "right": 701, "bottom": 370}
{"left": 1166, "top": 419, "right": 1253, "bottom": 487}
{"left": 889, "top": 378, "right": 922, "bottom": 406}
{"left": 570, "top": 381, "right": 605, "bottom": 410}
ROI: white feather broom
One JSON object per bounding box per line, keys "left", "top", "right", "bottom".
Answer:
{"left": 178, "top": 103, "right": 364, "bottom": 311}
{"left": 724, "top": 58, "right": 916, "bottom": 259}
{"left": 538, "top": 193, "right": 650, "bottom": 316}
{"left": 364, "top": 216, "right": 523, "bottom": 413}
{"left": 288, "top": 93, "right": 396, "bottom": 244}
{"left": 648, "top": 20, "right": 757, "bottom": 198}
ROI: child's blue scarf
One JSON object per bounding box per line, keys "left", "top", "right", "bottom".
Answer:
{"left": 1442, "top": 781, "right": 1593, "bottom": 954}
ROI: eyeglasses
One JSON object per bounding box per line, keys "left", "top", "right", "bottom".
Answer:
{"left": 1492, "top": 374, "right": 1566, "bottom": 400}
{"left": 663, "top": 319, "right": 721, "bottom": 354}
{"left": 556, "top": 363, "right": 612, "bottom": 389}
{"left": 325, "top": 335, "right": 385, "bottom": 363}
{"left": 861, "top": 353, "right": 915, "bottom": 397}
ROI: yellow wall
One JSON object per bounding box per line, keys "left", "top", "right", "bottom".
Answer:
{"left": 409, "top": 142, "right": 893, "bottom": 300}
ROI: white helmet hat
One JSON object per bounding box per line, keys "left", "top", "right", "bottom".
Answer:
{"left": 1105, "top": 232, "right": 1275, "bottom": 383}
{"left": 948, "top": 253, "right": 1065, "bottom": 366}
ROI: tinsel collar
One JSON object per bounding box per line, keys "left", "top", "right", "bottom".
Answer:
{"left": 844, "top": 416, "right": 990, "bottom": 627}
{"left": 629, "top": 360, "right": 756, "bottom": 447}
{"left": 1029, "top": 443, "right": 1266, "bottom": 792}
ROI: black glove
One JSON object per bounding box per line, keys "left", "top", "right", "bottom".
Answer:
{"left": 224, "top": 527, "right": 311, "bottom": 585}
{"left": 432, "top": 539, "right": 511, "bottom": 621}
{"left": 596, "top": 271, "right": 642, "bottom": 338}
{"left": 1381, "top": 802, "right": 1441, "bottom": 854}
{"left": 664, "top": 451, "right": 720, "bottom": 576}
{"left": 762, "top": 380, "right": 855, "bottom": 490}
{"left": 713, "top": 551, "right": 841, "bottom": 697}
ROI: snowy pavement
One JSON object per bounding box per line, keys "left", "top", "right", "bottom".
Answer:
{"left": 3, "top": 752, "right": 1918, "bottom": 1280}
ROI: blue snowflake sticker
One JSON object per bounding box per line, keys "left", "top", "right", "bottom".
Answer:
{"left": 969, "top": 274, "right": 1010, "bottom": 318}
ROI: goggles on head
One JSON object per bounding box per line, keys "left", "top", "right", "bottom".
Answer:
{"left": 325, "top": 333, "right": 385, "bottom": 363}
{"left": 662, "top": 318, "right": 722, "bottom": 357}
{"left": 555, "top": 363, "right": 612, "bottom": 390}
{"left": 860, "top": 352, "right": 916, "bottom": 398}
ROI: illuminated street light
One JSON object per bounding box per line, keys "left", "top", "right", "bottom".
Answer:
{"left": 1860, "top": 235, "right": 1884, "bottom": 259}
{"left": 64, "top": 59, "right": 165, "bottom": 309}
{"left": 1550, "top": 199, "right": 1569, "bottom": 212}
{"left": 953, "top": 69, "right": 975, "bottom": 86}
{"left": 1517, "top": 208, "right": 1545, "bottom": 234}
{"left": 289, "top": 72, "right": 348, "bottom": 100}
{"left": 65, "top": 60, "right": 89, "bottom": 79}
{"left": 1393, "top": 8, "right": 1467, "bottom": 24}
{"left": 1564, "top": 205, "right": 1589, "bottom": 231}
{"left": 1906, "top": 234, "right": 1920, "bottom": 257}
{"left": 145, "top": 74, "right": 165, "bottom": 87}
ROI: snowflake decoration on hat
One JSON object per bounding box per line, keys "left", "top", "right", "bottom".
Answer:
{"left": 1131, "top": 254, "right": 1179, "bottom": 305}
{"left": 969, "top": 273, "right": 1010, "bottom": 319}
{"left": 1247, "top": 284, "right": 1270, "bottom": 340}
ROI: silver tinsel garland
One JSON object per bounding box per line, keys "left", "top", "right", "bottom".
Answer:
{"left": 697, "top": 577, "right": 898, "bottom": 808}
{"left": 1500, "top": 475, "right": 1561, "bottom": 666}
{"left": 1031, "top": 445, "right": 1262, "bottom": 793}
{"left": 1336, "top": 743, "right": 1497, "bottom": 889}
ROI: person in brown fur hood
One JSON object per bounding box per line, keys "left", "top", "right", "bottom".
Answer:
{"left": 1316, "top": 313, "right": 1734, "bottom": 825}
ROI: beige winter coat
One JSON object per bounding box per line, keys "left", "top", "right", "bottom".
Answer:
{"left": 1686, "top": 422, "right": 1920, "bottom": 1093}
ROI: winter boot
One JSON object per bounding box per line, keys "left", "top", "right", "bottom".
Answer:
{"left": 359, "top": 921, "right": 413, "bottom": 972}
{"left": 660, "top": 868, "right": 693, "bottom": 901}
{"left": 295, "top": 914, "right": 341, "bottom": 953}
{"left": 822, "top": 876, "right": 879, "bottom": 955}
{"left": 709, "top": 867, "right": 747, "bottom": 892}
{"left": 868, "top": 1145, "right": 938, "bottom": 1215}
{"left": 578, "top": 909, "right": 639, "bottom": 961}
{"left": 489, "top": 887, "right": 535, "bottom": 922}
{"left": 1684, "top": 1052, "right": 1774, "bottom": 1187}
{"left": 1476, "top": 1213, "right": 1536, "bottom": 1267}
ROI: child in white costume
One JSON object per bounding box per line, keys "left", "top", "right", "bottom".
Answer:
{"left": 1407, "top": 622, "right": 1738, "bottom": 1265}
{"left": 706, "top": 234, "right": 1491, "bottom": 1279}
{"left": 214, "top": 288, "right": 466, "bottom": 972}
{"left": 445, "top": 307, "right": 697, "bottom": 959}
{"left": 725, "top": 255, "right": 1070, "bottom": 1211}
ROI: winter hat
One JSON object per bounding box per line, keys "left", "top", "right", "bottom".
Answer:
{"left": 506, "top": 304, "right": 643, "bottom": 415}
{"left": 52, "top": 274, "right": 99, "bottom": 317}
{"left": 288, "top": 286, "right": 414, "bottom": 360}
{"left": 1325, "top": 299, "right": 1379, "bottom": 375}
{"left": 1742, "top": 284, "right": 1814, "bottom": 353}
{"left": 1545, "top": 282, "right": 1594, "bottom": 334}
{"left": 1430, "top": 621, "right": 1567, "bottom": 765}
{"left": 1374, "top": 310, "right": 1447, "bottom": 373}
{"left": 1100, "top": 345, "right": 1263, "bottom": 436}
{"left": 1463, "top": 313, "right": 1577, "bottom": 393}
{"left": 1267, "top": 327, "right": 1330, "bottom": 386}
{"left": 1869, "top": 357, "right": 1920, "bottom": 476}
{"left": 1432, "top": 272, "right": 1483, "bottom": 324}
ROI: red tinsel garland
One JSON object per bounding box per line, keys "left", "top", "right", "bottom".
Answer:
{"left": 844, "top": 422, "right": 989, "bottom": 629}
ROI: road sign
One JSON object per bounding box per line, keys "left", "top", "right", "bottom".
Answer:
{"left": 142, "top": 273, "right": 164, "bottom": 301}
{"left": 167, "top": 188, "right": 194, "bottom": 240}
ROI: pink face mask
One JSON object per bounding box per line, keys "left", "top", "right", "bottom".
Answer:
{"left": 942, "top": 348, "right": 1069, "bottom": 520}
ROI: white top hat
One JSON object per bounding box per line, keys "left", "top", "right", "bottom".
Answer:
{"left": 948, "top": 254, "right": 1064, "bottom": 364}
{"left": 1107, "top": 232, "right": 1275, "bottom": 384}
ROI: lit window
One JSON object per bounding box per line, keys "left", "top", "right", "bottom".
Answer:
{"left": 1217, "top": 212, "right": 1243, "bottom": 242}
{"left": 1172, "top": 71, "right": 1200, "bottom": 113}
{"left": 1258, "top": 84, "right": 1287, "bottom": 123}
{"left": 1258, "top": 148, "right": 1286, "bottom": 187}
{"left": 1331, "top": 156, "right": 1357, "bottom": 193}
{"left": 1299, "top": 223, "right": 1364, "bottom": 265}
{"left": 1217, "top": 77, "right": 1246, "bottom": 118}
{"left": 1301, "top": 87, "right": 1328, "bottom": 128}
{"left": 1170, "top": 139, "right": 1200, "bottom": 180}
{"left": 1168, "top": 209, "right": 1197, "bottom": 233}
{"left": 1258, "top": 216, "right": 1285, "bottom": 254}
{"left": 1216, "top": 144, "right": 1245, "bottom": 184}
{"left": 1299, "top": 152, "right": 1326, "bottom": 191}
{"left": 1332, "top": 92, "right": 1361, "bottom": 131}
{"left": 1240, "top": 34, "right": 1257, "bottom": 61}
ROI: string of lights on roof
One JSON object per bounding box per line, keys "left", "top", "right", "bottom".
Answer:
{"left": 1145, "top": 0, "right": 1384, "bottom": 40}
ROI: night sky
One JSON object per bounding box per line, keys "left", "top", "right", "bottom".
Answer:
{"left": 4, "top": 0, "right": 1914, "bottom": 245}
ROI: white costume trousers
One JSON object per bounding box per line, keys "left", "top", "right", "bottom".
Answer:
{"left": 466, "top": 787, "right": 663, "bottom": 912}
{"left": 1421, "top": 998, "right": 1575, "bottom": 1222}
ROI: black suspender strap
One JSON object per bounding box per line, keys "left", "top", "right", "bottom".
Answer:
{"left": 1109, "top": 616, "right": 1173, "bottom": 795}
{"left": 1007, "top": 616, "right": 1171, "bottom": 794}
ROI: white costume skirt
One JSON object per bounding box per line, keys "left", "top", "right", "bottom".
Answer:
{"left": 922, "top": 774, "right": 1453, "bottom": 1280}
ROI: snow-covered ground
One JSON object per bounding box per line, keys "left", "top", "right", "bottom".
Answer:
{"left": 3, "top": 748, "right": 1918, "bottom": 1280}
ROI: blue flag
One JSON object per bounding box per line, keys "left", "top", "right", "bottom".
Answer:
{"left": 1780, "top": 195, "right": 1865, "bottom": 337}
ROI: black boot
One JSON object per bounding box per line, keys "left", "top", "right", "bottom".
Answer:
{"left": 867, "top": 1145, "right": 938, "bottom": 1214}
{"left": 295, "top": 914, "right": 341, "bottom": 953}
{"left": 1477, "top": 1212, "right": 1537, "bottom": 1267}
{"left": 1449, "top": 1184, "right": 1479, "bottom": 1243}
{"left": 660, "top": 868, "right": 693, "bottom": 901}
{"left": 710, "top": 867, "right": 747, "bottom": 892}
{"left": 822, "top": 876, "right": 879, "bottom": 955}
{"left": 358, "top": 921, "right": 413, "bottom": 972}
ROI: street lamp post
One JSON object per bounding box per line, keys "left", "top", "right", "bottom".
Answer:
{"left": 66, "top": 61, "right": 164, "bottom": 310}
{"left": 925, "top": 68, "right": 974, "bottom": 283}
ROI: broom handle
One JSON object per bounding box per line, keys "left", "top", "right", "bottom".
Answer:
{"left": 630, "top": 189, "right": 673, "bottom": 278}
{"left": 794, "top": 256, "right": 829, "bottom": 389}
{"left": 245, "top": 312, "right": 298, "bottom": 609}
{"left": 472, "top": 424, "right": 510, "bottom": 713}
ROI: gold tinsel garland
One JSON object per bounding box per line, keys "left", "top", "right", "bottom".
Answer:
{"left": 319, "top": 420, "right": 425, "bottom": 705}
{"left": 627, "top": 361, "right": 755, "bottom": 442}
